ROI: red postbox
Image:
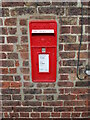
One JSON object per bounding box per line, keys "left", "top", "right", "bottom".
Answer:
{"left": 29, "top": 20, "right": 58, "bottom": 82}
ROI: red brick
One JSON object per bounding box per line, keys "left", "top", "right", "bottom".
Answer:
{"left": 11, "top": 7, "right": 36, "bottom": 16}
{"left": 61, "top": 26, "right": 70, "bottom": 34}
{"left": 23, "top": 61, "right": 29, "bottom": 66}
{"left": 23, "top": 89, "right": 42, "bottom": 94}
{"left": 77, "top": 94, "right": 88, "bottom": 100}
{"left": 2, "top": 2, "right": 25, "bottom": 7}
{"left": 71, "top": 88, "right": 88, "bottom": 94}
{"left": 0, "top": 37, "right": 4, "bottom": 43}
{"left": 60, "top": 17, "right": 77, "bottom": 25}
{"left": 2, "top": 107, "right": 12, "bottom": 112}
{"left": 5, "top": 18, "right": 17, "bottom": 26}
{"left": 51, "top": 112, "right": 60, "bottom": 117}
{"left": 33, "top": 107, "right": 52, "bottom": 112}
{"left": 24, "top": 95, "right": 34, "bottom": 100}
{"left": 65, "top": 88, "right": 71, "bottom": 94}
{"left": 44, "top": 89, "right": 57, "bottom": 94}
{"left": 7, "top": 36, "right": 18, "bottom": 43}
{"left": 60, "top": 35, "right": 76, "bottom": 43}
{"left": 60, "top": 75, "right": 69, "bottom": 80}
{"left": 41, "top": 113, "right": 50, "bottom": 118}
{"left": 78, "top": 35, "right": 88, "bottom": 42}
{"left": 22, "top": 101, "right": 41, "bottom": 106}
{"left": 36, "top": 95, "right": 54, "bottom": 101}
{"left": 1, "top": 68, "right": 8, "bottom": 74}
{"left": 1, "top": 27, "right": 8, "bottom": 35}
{"left": 8, "top": 28, "right": 17, "bottom": 34}
{"left": 15, "top": 75, "right": 21, "bottom": 81}
{"left": 79, "top": 17, "right": 88, "bottom": 25}
{"left": 85, "top": 26, "right": 90, "bottom": 33}
{"left": 37, "top": 83, "right": 55, "bottom": 88}
{"left": 2, "top": 75, "right": 13, "bottom": 81}
{"left": 59, "top": 67, "right": 76, "bottom": 74}
{"left": 75, "top": 81, "right": 89, "bottom": 87}
{"left": 71, "top": 112, "right": 80, "bottom": 118}
{"left": 68, "top": 8, "right": 88, "bottom": 15}
{"left": 64, "top": 100, "right": 86, "bottom": 106}
{"left": 89, "top": 43, "right": 90, "bottom": 50}
{"left": 11, "top": 82, "right": 22, "bottom": 88}
{"left": 8, "top": 53, "right": 18, "bottom": 59}
{"left": 20, "top": 68, "right": 30, "bottom": 74}
{"left": 85, "top": 100, "right": 88, "bottom": 106}
{"left": 9, "top": 68, "right": 17, "bottom": 74}
{"left": 58, "top": 82, "right": 74, "bottom": 87}
{"left": 58, "top": 89, "right": 64, "bottom": 94}
{"left": 31, "top": 113, "right": 40, "bottom": 118}
{"left": 20, "top": 52, "right": 29, "bottom": 59}
{"left": 21, "top": 36, "right": 28, "bottom": 43}
{"left": 64, "top": 44, "right": 87, "bottom": 51}
{"left": 20, "top": 19, "right": 27, "bottom": 26}
{"left": 0, "top": 53, "right": 6, "bottom": 59}
{"left": 43, "top": 101, "right": 63, "bottom": 106}
{"left": 20, "top": 113, "right": 29, "bottom": 117}
{"left": 38, "top": 7, "right": 64, "bottom": 15}
{"left": 1, "top": 60, "right": 14, "bottom": 67}
{"left": 82, "top": 2, "right": 89, "bottom": 6}
{"left": 4, "top": 113, "right": 9, "bottom": 118}
{"left": 71, "top": 26, "right": 81, "bottom": 34}
{"left": 12, "top": 95, "right": 21, "bottom": 100}
{"left": 63, "top": 60, "right": 85, "bottom": 66}
{"left": 2, "top": 45, "right": 13, "bottom": 52}
{"left": 1, "top": 8, "right": 9, "bottom": 17}
{"left": 75, "top": 107, "right": 88, "bottom": 112}
{"left": 58, "top": 95, "right": 76, "bottom": 100}
{"left": 14, "top": 107, "right": 32, "bottom": 112}
{"left": 54, "top": 107, "right": 73, "bottom": 112}
{"left": 2, "top": 89, "right": 20, "bottom": 94}
{"left": 10, "top": 113, "right": 19, "bottom": 118}
{"left": 52, "top": 2, "right": 77, "bottom": 6}
{"left": 24, "top": 82, "right": 34, "bottom": 87}
{"left": 2, "top": 82, "right": 10, "bottom": 88}
{"left": 17, "top": 45, "right": 28, "bottom": 52}
{"left": 21, "top": 27, "right": 27, "bottom": 35}
{"left": 69, "top": 73, "right": 77, "bottom": 81}
{"left": 82, "top": 112, "right": 89, "bottom": 117}
{"left": 23, "top": 75, "right": 30, "bottom": 81}
{"left": 3, "top": 101, "right": 21, "bottom": 106}
{"left": 27, "top": 2, "right": 51, "bottom": 6}
{"left": 15, "top": 61, "right": 19, "bottom": 67}
{"left": 77, "top": 52, "right": 88, "bottom": 59}
{"left": 61, "top": 112, "right": 70, "bottom": 118}
{"left": 60, "top": 52, "right": 75, "bottom": 59}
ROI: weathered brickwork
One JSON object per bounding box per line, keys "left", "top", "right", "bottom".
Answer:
{"left": 0, "top": 1, "right": 89, "bottom": 119}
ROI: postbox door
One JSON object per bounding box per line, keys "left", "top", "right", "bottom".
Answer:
{"left": 29, "top": 20, "right": 57, "bottom": 82}
{"left": 31, "top": 47, "right": 57, "bottom": 82}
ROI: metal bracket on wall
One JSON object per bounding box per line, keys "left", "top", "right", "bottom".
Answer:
{"left": 85, "top": 65, "right": 90, "bottom": 76}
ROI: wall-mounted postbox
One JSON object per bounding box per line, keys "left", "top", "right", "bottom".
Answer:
{"left": 29, "top": 20, "right": 58, "bottom": 82}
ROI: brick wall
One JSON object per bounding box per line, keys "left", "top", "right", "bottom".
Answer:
{"left": 0, "top": 1, "right": 89, "bottom": 119}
